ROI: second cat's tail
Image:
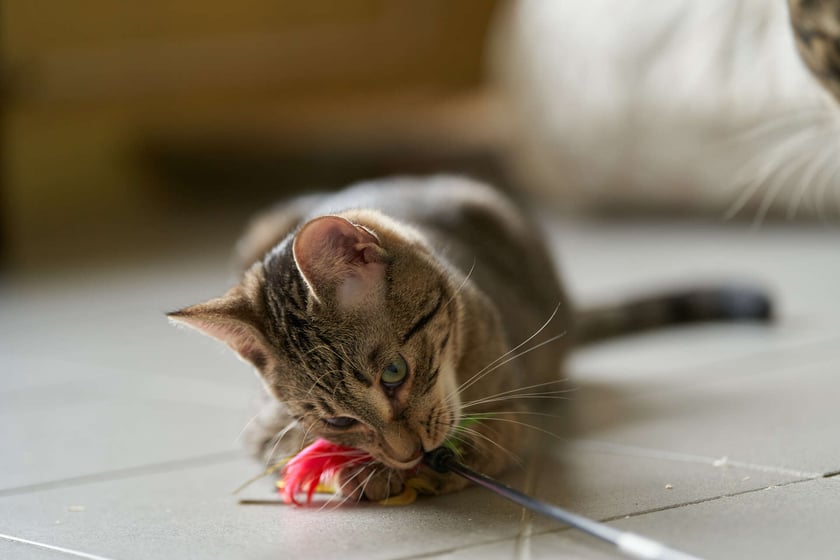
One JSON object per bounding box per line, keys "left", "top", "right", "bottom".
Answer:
{"left": 573, "top": 285, "right": 773, "bottom": 346}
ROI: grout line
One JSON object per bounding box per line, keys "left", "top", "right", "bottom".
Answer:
{"left": 392, "top": 535, "right": 517, "bottom": 560}
{"left": 513, "top": 455, "right": 542, "bottom": 560}
{"left": 0, "top": 533, "right": 118, "bottom": 560}
{"left": 476, "top": 477, "right": 833, "bottom": 555}
{"left": 598, "top": 475, "right": 821, "bottom": 524}
{"left": 570, "top": 440, "right": 824, "bottom": 479}
{"left": 392, "top": 474, "right": 830, "bottom": 560}
{"left": 0, "top": 451, "right": 241, "bottom": 498}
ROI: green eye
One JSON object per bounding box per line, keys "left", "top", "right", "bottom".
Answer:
{"left": 382, "top": 355, "right": 408, "bottom": 387}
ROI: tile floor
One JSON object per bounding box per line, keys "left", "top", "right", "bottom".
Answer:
{"left": 1, "top": 217, "right": 838, "bottom": 560}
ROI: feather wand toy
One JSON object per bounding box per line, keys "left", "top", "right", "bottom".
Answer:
{"left": 272, "top": 440, "right": 702, "bottom": 559}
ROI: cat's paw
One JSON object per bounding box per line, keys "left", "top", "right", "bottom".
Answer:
{"left": 410, "top": 468, "right": 469, "bottom": 496}
{"left": 336, "top": 464, "right": 405, "bottom": 502}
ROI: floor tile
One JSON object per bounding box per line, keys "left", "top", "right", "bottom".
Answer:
{"left": 0, "top": 459, "right": 531, "bottom": 560}
{"left": 2, "top": 218, "right": 838, "bottom": 560}
{"left": 0, "top": 539, "right": 78, "bottom": 560}
{"left": 570, "top": 322, "right": 839, "bottom": 386}
{"left": 0, "top": 257, "right": 246, "bottom": 386}
{"left": 0, "top": 386, "right": 251, "bottom": 492}
{"left": 528, "top": 441, "right": 805, "bottom": 525}
{"left": 420, "top": 533, "right": 621, "bottom": 559}
{"left": 540, "top": 477, "right": 840, "bottom": 560}
{"left": 567, "top": 354, "right": 840, "bottom": 476}
{"left": 550, "top": 221, "right": 840, "bottom": 320}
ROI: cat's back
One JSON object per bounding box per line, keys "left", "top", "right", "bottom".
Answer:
{"left": 306, "top": 175, "right": 521, "bottom": 236}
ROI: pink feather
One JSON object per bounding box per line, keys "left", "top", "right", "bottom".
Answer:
{"left": 280, "top": 439, "right": 371, "bottom": 506}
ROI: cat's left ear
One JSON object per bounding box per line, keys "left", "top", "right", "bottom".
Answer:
{"left": 167, "top": 285, "right": 270, "bottom": 370}
{"left": 293, "top": 215, "right": 387, "bottom": 308}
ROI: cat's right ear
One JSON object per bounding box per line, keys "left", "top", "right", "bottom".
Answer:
{"left": 167, "top": 285, "right": 270, "bottom": 370}
{"left": 292, "top": 215, "right": 387, "bottom": 308}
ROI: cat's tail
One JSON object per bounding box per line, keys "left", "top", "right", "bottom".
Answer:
{"left": 573, "top": 284, "right": 773, "bottom": 346}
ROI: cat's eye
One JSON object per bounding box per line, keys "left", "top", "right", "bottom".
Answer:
{"left": 381, "top": 355, "right": 408, "bottom": 387}
{"left": 323, "top": 416, "right": 358, "bottom": 429}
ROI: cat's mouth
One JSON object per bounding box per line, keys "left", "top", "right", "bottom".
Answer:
{"left": 385, "top": 449, "right": 423, "bottom": 470}
{"left": 379, "top": 442, "right": 424, "bottom": 470}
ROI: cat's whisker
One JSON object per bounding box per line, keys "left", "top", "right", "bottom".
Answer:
{"left": 385, "top": 469, "right": 394, "bottom": 502}
{"left": 460, "top": 392, "right": 574, "bottom": 410}
{"left": 806, "top": 150, "right": 840, "bottom": 222}
{"left": 233, "top": 410, "right": 262, "bottom": 445}
{"left": 461, "top": 409, "right": 566, "bottom": 423}
{"left": 457, "top": 426, "right": 523, "bottom": 469}
{"left": 831, "top": 162, "right": 840, "bottom": 220}
{"left": 754, "top": 122, "right": 840, "bottom": 225}
{"left": 307, "top": 342, "right": 361, "bottom": 386}
{"left": 263, "top": 420, "right": 301, "bottom": 467}
{"left": 723, "top": 107, "right": 828, "bottom": 146}
{"left": 354, "top": 465, "right": 380, "bottom": 505}
{"left": 443, "top": 257, "right": 476, "bottom": 311}
{"left": 336, "top": 461, "right": 379, "bottom": 508}
{"left": 451, "top": 435, "right": 478, "bottom": 455}
{"left": 786, "top": 140, "right": 838, "bottom": 220}
{"left": 725, "top": 140, "right": 808, "bottom": 221}
{"left": 454, "top": 303, "right": 563, "bottom": 396}
{"left": 753, "top": 149, "right": 819, "bottom": 229}
{"left": 723, "top": 124, "right": 829, "bottom": 222}
{"left": 443, "top": 431, "right": 476, "bottom": 453}
{"left": 463, "top": 415, "right": 566, "bottom": 444}
{"left": 279, "top": 421, "right": 318, "bottom": 467}
{"left": 809, "top": 119, "right": 840, "bottom": 220}
{"left": 458, "top": 379, "right": 574, "bottom": 409}
{"left": 455, "top": 331, "right": 567, "bottom": 400}
{"left": 306, "top": 368, "right": 342, "bottom": 396}
{"left": 460, "top": 388, "right": 574, "bottom": 409}
{"left": 325, "top": 462, "right": 372, "bottom": 511}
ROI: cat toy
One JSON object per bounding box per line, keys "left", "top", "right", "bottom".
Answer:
{"left": 277, "top": 438, "right": 434, "bottom": 506}
{"left": 276, "top": 439, "right": 701, "bottom": 560}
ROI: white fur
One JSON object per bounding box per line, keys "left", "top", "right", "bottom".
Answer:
{"left": 490, "top": 0, "right": 840, "bottom": 221}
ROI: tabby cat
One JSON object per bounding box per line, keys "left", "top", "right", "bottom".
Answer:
{"left": 169, "top": 176, "right": 769, "bottom": 501}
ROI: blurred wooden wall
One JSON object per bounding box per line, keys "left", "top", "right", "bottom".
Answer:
{"left": 1, "top": 0, "right": 502, "bottom": 267}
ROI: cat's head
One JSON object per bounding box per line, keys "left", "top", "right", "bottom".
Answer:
{"left": 169, "top": 211, "right": 463, "bottom": 470}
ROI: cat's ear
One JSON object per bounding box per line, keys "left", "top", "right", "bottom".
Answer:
{"left": 293, "top": 215, "right": 386, "bottom": 308}
{"left": 167, "top": 285, "right": 270, "bottom": 369}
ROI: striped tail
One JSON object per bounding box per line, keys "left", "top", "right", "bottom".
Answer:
{"left": 573, "top": 285, "right": 773, "bottom": 346}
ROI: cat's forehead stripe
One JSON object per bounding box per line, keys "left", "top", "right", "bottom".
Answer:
{"left": 401, "top": 288, "right": 445, "bottom": 344}
{"left": 351, "top": 368, "right": 373, "bottom": 387}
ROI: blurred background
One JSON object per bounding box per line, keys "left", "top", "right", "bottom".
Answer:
{"left": 1, "top": 0, "right": 505, "bottom": 272}
{"left": 1, "top": 0, "right": 837, "bottom": 273}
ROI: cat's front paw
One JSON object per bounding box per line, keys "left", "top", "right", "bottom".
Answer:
{"left": 336, "top": 464, "right": 405, "bottom": 502}
{"left": 409, "top": 468, "right": 469, "bottom": 496}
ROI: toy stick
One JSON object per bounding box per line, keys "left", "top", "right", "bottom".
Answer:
{"left": 423, "top": 447, "right": 703, "bottom": 560}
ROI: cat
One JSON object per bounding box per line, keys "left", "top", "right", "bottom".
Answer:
{"left": 168, "top": 175, "right": 770, "bottom": 501}
{"left": 491, "top": 0, "right": 840, "bottom": 222}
